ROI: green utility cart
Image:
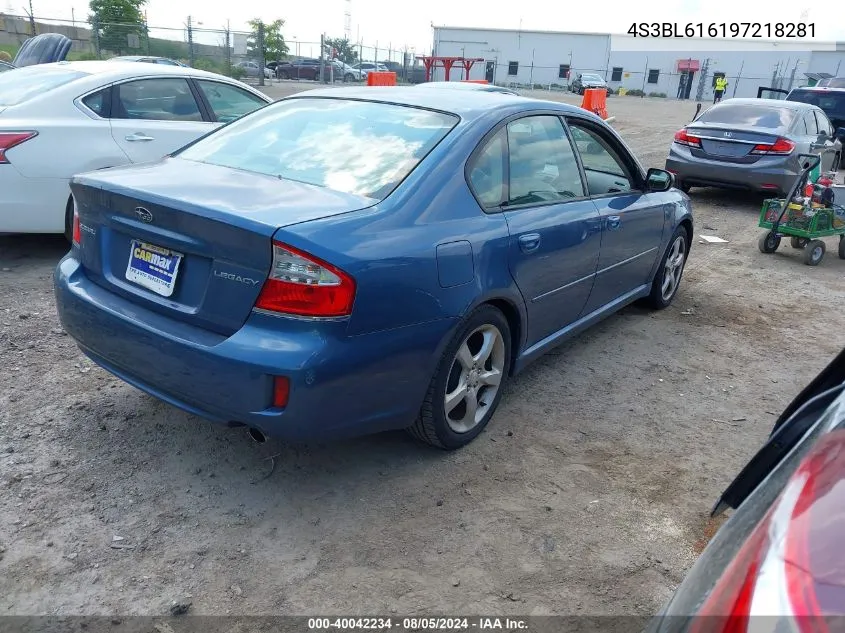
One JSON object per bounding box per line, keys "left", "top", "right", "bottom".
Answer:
{"left": 757, "top": 154, "right": 845, "bottom": 266}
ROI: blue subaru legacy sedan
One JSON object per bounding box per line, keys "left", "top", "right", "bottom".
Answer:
{"left": 55, "top": 87, "right": 693, "bottom": 449}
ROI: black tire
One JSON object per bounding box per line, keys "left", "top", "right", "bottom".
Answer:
{"left": 344, "top": 73, "right": 354, "bottom": 82}
{"left": 790, "top": 236, "right": 808, "bottom": 249}
{"left": 803, "top": 239, "right": 825, "bottom": 266}
{"left": 63, "top": 196, "right": 74, "bottom": 243}
{"left": 839, "top": 235, "right": 845, "bottom": 260}
{"left": 407, "top": 305, "right": 512, "bottom": 450}
{"left": 278, "top": 70, "right": 289, "bottom": 80}
{"left": 644, "top": 225, "right": 689, "bottom": 309}
{"left": 758, "top": 231, "right": 781, "bottom": 254}
{"left": 678, "top": 181, "right": 692, "bottom": 194}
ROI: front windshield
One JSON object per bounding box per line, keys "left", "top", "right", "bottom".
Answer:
{"left": 177, "top": 97, "right": 459, "bottom": 200}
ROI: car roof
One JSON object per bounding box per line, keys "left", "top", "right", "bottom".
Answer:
{"left": 23, "top": 59, "right": 224, "bottom": 81}
{"left": 723, "top": 97, "right": 818, "bottom": 111}
{"left": 415, "top": 81, "right": 510, "bottom": 91}
{"left": 790, "top": 86, "right": 845, "bottom": 94}
{"left": 285, "top": 86, "right": 584, "bottom": 120}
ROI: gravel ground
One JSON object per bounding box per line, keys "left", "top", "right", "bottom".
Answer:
{"left": 1, "top": 84, "right": 844, "bottom": 617}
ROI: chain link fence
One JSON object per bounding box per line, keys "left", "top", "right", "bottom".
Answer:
{"left": 0, "top": 12, "right": 431, "bottom": 84}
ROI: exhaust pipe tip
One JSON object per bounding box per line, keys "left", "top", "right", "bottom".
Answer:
{"left": 247, "top": 427, "right": 267, "bottom": 444}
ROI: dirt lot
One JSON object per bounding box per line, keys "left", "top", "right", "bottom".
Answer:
{"left": 2, "top": 84, "right": 844, "bottom": 617}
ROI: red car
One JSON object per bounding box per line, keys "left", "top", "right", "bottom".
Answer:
{"left": 649, "top": 347, "right": 845, "bottom": 630}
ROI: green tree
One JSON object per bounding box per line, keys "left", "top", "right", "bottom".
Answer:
{"left": 88, "top": 0, "right": 148, "bottom": 56}
{"left": 247, "top": 19, "right": 289, "bottom": 62}
{"left": 325, "top": 37, "right": 358, "bottom": 65}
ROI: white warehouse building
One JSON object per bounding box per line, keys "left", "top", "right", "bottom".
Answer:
{"left": 430, "top": 26, "right": 845, "bottom": 100}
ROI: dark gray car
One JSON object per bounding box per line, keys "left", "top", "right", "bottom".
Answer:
{"left": 665, "top": 98, "right": 841, "bottom": 196}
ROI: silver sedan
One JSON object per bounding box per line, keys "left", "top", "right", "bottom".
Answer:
{"left": 665, "top": 98, "right": 841, "bottom": 196}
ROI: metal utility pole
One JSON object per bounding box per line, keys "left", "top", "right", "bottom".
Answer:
{"left": 787, "top": 59, "right": 801, "bottom": 92}
{"left": 27, "top": 0, "right": 35, "bottom": 35}
{"left": 258, "top": 21, "right": 266, "bottom": 86}
{"left": 225, "top": 20, "right": 231, "bottom": 74}
{"left": 529, "top": 48, "right": 535, "bottom": 86}
{"left": 641, "top": 57, "right": 648, "bottom": 97}
{"left": 319, "top": 32, "right": 325, "bottom": 83}
{"left": 733, "top": 60, "right": 744, "bottom": 97}
{"left": 695, "top": 58, "right": 710, "bottom": 102}
{"left": 92, "top": 15, "right": 101, "bottom": 58}
{"left": 186, "top": 16, "right": 195, "bottom": 67}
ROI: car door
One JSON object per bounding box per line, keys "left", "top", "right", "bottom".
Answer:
{"left": 476, "top": 114, "right": 601, "bottom": 347}
{"left": 194, "top": 79, "right": 268, "bottom": 123}
{"left": 565, "top": 117, "right": 667, "bottom": 314}
{"left": 108, "top": 77, "right": 215, "bottom": 164}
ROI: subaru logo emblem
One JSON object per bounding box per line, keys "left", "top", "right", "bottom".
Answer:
{"left": 723, "top": 131, "right": 732, "bottom": 138}
{"left": 135, "top": 207, "right": 153, "bottom": 223}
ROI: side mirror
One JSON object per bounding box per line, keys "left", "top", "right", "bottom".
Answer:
{"left": 646, "top": 168, "right": 674, "bottom": 192}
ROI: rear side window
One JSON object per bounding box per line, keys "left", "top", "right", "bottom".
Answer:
{"left": 195, "top": 80, "right": 266, "bottom": 123}
{"left": 506, "top": 115, "right": 585, "bottom": 204}
{"left": 468, "top": 129, "right": 506, "bottom": 208}
{"left": 815, "top": 110, "right": 834, "bottom": 136}
{"left": 114, "top": 78, "right": 203, "bottom": 122}
{"left": 0, "top": 66, "right": 86, "bottom": 106}
{"left": 697, "top": 104, "right": 796, "bottom": 129}
{"left": 81, "top": 88, "right": 109, "bottom": 117}
{"left": 804, "top": 111, "right": 819, "bottom": 135}
{"left": 176, "top": 98, "right": 458, "bottom": 200}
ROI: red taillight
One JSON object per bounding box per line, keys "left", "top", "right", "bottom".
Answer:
{"left": 0, "top": 131, "right": 37, "bottom": 164}
{"left": 692, "top": 430, "right": 845, "bottom": 632}
{"left": 272, "top": 376, "right": 290, "bottom": 408}
{"left": 751, "top": 137, "right": 795, "bottom": 156}
{"left": 72, "top": 204, "right": 81, "bottom": 246}
{"left": 254, "top": 242, "right": 356, "bottom": 318}
{"left": 674, "top": 129, "right": 701, "bottom": 148}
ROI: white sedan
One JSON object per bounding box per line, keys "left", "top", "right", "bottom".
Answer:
{"left": 0, "top": 60, "right": 272, "bottom": 237}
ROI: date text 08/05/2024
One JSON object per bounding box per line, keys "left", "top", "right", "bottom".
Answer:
{"left": 307, "top": 618, "right": 528, "bottom": 631}
{"left": 628, "top": 22, "right": 815, "bottom": 38}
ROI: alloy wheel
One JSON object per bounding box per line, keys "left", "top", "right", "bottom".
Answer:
{"left": 661, "top": 236, "right": 687, "bottom": 302}
{"left": 443, "top": 324, "right": 506, "bottom": 434}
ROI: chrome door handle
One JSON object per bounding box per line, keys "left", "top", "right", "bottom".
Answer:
{"left": 607, "top": 215, "right": 621, "bottom": 230}
{"left": 518, "top": 233, "right": 541, "bottom": 253}
{"left": 125, "top": 133, "right": 155, "bottom": 142}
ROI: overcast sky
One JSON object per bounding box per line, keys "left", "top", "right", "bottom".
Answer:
{"left": 12, "top": 0, "right": 839, "bottom": 53}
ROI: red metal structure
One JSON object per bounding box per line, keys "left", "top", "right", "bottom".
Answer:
{"left": 416, "top": 56, "right": 485, "bottom": 82}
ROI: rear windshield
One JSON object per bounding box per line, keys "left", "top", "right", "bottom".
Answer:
{"left": 582, "top": 74, "right": 603, "bottom": 81}
{"left": 787, "top": 89, "right": 845, "bottom": 117}
{"left": 177, "top": 97, "right": 459, "bottom": 200}
{"left": 697, "top": 103, "right": 796, "bottom": 129}
{"left": 0, "top": 65, "right": 86, "bottom": 106}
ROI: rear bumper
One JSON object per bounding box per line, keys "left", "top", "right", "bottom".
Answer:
{"left": 0, "top": 168, "right": 69, "bottom": 233}
{"left": 55, "top": 255, "right": 456, "bottom": 441}
{"left": 666, "top": 147, "right": 797, "bottom": 194}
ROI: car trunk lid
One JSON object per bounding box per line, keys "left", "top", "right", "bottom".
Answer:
{"left": 71, "top": 158, "right": 377, "bottom": 336}
{"left": 687, "top": 123, "right": 783, "bottom": 161}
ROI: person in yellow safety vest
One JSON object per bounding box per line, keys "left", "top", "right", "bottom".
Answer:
{"left": 714, "top": 76, "right": 728, "bottom": 103}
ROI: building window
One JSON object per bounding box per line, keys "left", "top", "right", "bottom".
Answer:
{"left": 611, "top": 67, "right": 623, "bottom": 82}
{"left": 647, "top": 69, "right": 660, "bottom": 84}
{"left": 508, "top": 61, "right": 519, "bottom": 76}
{"left": 558, "top": 64, "right": 570, "bottom": 79}
{"left": 712, "top": 71, "right": 726, "bottom": 88}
